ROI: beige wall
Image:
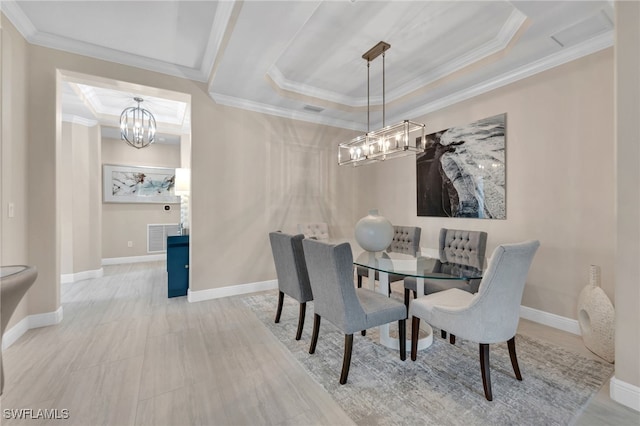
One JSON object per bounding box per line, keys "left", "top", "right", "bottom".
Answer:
{"left": 190, "top": 105, "right": 359, "bottom": 289}
{"left": 614, "top": 1, "right": 640, "bottom": 390}
{"left": 1, "top": 15, "right": 30, "bottom": 329}
{"left": 60, "top": 122, "right": 102, "bottom": 274}
{"left": 101, "top": 137, "right": 181, "bottom": 258}
{"left": 356, "top": 48, "right": 615, "bottom": 320}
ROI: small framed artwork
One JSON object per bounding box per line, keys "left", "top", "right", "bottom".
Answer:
{"left": 416, "top": 113, "right": 506, "bottom": 219}
{"left": 103, "top": 164, "right": 179, "bottom": 204}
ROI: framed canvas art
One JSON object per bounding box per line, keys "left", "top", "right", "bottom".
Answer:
{"left": 416, "top": 113, "right": 506, "bottom": 219}
{"left": 103, "top": 164, "right": 179, "bottom": 203}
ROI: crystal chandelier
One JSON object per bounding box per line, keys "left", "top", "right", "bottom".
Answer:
{"left": 338, "top": 42, "right": 425, "bottom": 166}
{"left": 120, "top": 97, "right": 157, "bottom": 149}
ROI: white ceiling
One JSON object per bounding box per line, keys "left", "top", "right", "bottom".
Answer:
{"left": 3, "top": 0, "right": 614, "bottom": 134}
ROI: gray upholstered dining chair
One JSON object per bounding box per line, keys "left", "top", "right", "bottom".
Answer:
{"left": 409, "top": 240, "right": 540, "bottom": 401}
{"left": 268, "top": 232, "right": 314, "bottom": 341}
{"left": 297, "top": 223, "right": 330, "bottom": 241}
{"left": 302, "top": 238, "right": 407, "bottom": 384}
{"left": 404, "top": 228, "right": 487, "bottom": 307}
{"left": 357, "top": 225, "right": 421, "bottom": 291}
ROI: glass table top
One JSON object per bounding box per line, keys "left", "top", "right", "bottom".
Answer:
{"left": 353, "top": 250, "right": 482, "bottom": 280}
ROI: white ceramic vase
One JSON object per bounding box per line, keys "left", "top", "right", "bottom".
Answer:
{"left": 354, "top": 209, "right": 394, "bottom": 252}
{"left": 577, "top": 265, "right": 615, "bottom": 363}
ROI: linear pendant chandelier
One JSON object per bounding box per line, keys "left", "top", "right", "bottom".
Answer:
{"left": 338, "top": 41, "right": 425, "bottom": 166}
{"left": 120, "top": 97, "right": 157, "bottom": 149}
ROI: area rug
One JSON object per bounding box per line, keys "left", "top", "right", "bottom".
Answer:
{"left": 243, "top": 291, "right": 614, "bottom": 426}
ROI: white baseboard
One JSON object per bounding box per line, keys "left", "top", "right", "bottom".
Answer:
{"left": 1, "top": 306, "right": 63, "bottom": 350}
{"left": 60, "top": 267, "right": 104, "bottom": 284}
{"left": 610, "top": 376, "right": 640, "bottom": 412}
{"left": 520, "top": 305, "right": 581, "bottom": 335}
{"left": 102, "top": 254, "right": 166, "bottom": 265}
{"left": 188, "top": 280, "right": 278, "bottom": 303}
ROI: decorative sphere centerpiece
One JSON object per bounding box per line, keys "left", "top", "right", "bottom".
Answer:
{"left": 355, "top": 209, "right": 394, "bottom": 252}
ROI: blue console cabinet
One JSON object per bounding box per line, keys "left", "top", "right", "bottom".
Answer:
{"left": 167, "top": 235, "right": 189, "bottom": 298}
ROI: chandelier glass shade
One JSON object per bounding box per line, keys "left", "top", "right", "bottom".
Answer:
{"left": 338, "top": 42, "right": 426, "bottom": 166}
{"left": 120, "top": 97, "right": 157, "bottom": 149}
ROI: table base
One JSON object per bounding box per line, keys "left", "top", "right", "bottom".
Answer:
{"left": 366, "top": 261, "right": 433, "bottom": 351}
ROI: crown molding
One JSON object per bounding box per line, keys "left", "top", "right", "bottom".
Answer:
{"left": 1, "top": 0, "right": 38, "bottom": 38}
{"left": 210, "top": 92, "right": 365, "bottom": 131}
{"left": 267, "top": 66, "right": 370, "bottom": 108}
{"left": 266, "top": 7, "right": 527, "bottom": 109}
{"left": 32, "top": 31, "right": 209, "bottom": 82}
{"left": 384, "top": 31, "right": 614, "bottom": 126}
{"left": 2, "top": 0, "right": 210, "bottom": 82}
{"left": 214, "top": 30, "right": 612, "bottom": 132}
{"left": 200, "top": 0, "right": 236, "bottom": 82}
{"left": 61, "top": 114, "right": 98, "bottom": 127}
{"left": 386, "top": 8, "right": 528, "bottom": 102}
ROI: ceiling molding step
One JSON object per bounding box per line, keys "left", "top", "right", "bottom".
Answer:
{"left": 61, "top": 114, "right": 98, "bottom": 127}
{"left": 210, "top": 92, "right": 365, "bottom": 131}
{"left": 3, "top": 2, "right": 210, "bottom": 84}
{"left": 267, "top": 66, "right": 372, "bottom": 108}
{"left": 384, "top": 31, "right": 614, "bottom": 127}
{"left": 28, "top": 31, "right": 209, "bottom": 82}
{"left": 1, "top": 0, "right": 38, "bottom": 39}
{"left": 266, "top": 7, "right": 527, "bottom": 109}
{"left": 386, "top": 8, "right": 528, "bottom": 102}
{"left": 199, "top": 0, "right": 236, "bottom": 81}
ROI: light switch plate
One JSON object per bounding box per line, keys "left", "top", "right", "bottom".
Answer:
{"left": 8, "top": 202, "right": 15, "bottom": 218}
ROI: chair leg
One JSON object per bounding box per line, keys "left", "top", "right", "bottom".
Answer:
{"left": 449, "top": 334, "right": 456, "bottom": 345}
{"left": 399, "top": 319, "right": 406, "bottom": 361}
{"left": 441, "top": 329, "right": 447, "bottom": 339}
{"left": 480, "top": 343, "right": 493, "bottom": 401}
{"left": 404, "top": 288, "right": 411, "bottom": 308}
{"left": 275, "top": 291, "right": 284, "bottom": 323}
{"left": 295, "top": 302, "right": 306, "bottom": 341}
{"left": 339, "top": 334, "right": 354, "bottom": 385}
{"left": 309, "top": 314, "right": 321, "bottom": 354}
{"left": 412, "top": 290, "right": 417, "bottom": 299}
{"left": 507, "top": 336, "right": 523, "bottom": 381}
{"left": 411, "top": 316, "right": 420, "bottom": 361}
{"left": 357, "top": 275, "right": 362, "bottom": 288}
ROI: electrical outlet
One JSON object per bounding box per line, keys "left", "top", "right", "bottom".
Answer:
{"left": 8, "top": 202, "right": 15, "bottom": 218}
{"left": 127, "top": 241, "right": 133, "bottom": 248}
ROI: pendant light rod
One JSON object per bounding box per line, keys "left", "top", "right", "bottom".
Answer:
{"left": 367, "top": 61, "right": 370, "bottom": 133}
{"left": 363, "top": 41, "right": 390, "bottom": 131}
{"left": 382, "top": 50, "right": 386, "bottom": 127}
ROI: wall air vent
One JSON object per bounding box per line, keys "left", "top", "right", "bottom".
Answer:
{"left": 550, "top": 9, "right": 613, "bottom": 48}
{"left": 303, "top": 104, "right": 324, "bottom": 113}
{"left": 147, "top": 223, "right": 181, "bottom": 253}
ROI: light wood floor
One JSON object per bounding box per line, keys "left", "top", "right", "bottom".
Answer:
{"left": 1, "top": 262, "right": 638, "bottom": 425}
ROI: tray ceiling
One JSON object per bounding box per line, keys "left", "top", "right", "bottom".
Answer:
{"left": 3, "top": 1, "right": 614, "bottom": 132}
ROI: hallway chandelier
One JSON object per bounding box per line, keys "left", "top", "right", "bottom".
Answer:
{"left": 120, "top": 97, "right": 157, "bottom": 149}
{"left": 338, "top": 41, "right": 425, "bottom": 166}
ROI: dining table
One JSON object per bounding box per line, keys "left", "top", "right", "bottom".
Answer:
{"left": 352, "top": 248, "right": 483, "bottom": 351}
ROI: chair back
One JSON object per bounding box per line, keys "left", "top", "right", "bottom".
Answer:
{"left": 302, "top": 239, "right": 366, "bottom": 334}
{"left": 472, "top": 240, "right": 540, "bottom": 341}
{"left": 439, "top": 228, "right": 487, "bottom": 272}
{"left": 387, "top": 226, "right": 421, "bottom": 255}
{"left": 269, "top": 232, "right": 313, "bottom": 303}
{"left": 297, "top": 223, "right": 330, "bottom": 241}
